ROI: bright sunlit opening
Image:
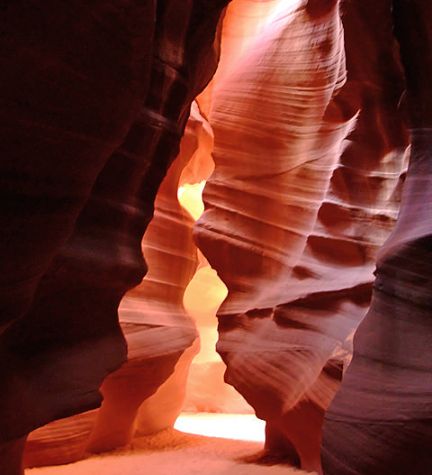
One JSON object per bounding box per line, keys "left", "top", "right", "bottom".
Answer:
{"left": 177, "top": 181, "right": 206, "bottom": 221}
{"left": 176, "top": 181, "right": 262, "bottom": 441}
{"left": 174, "top": 413, "right": 266, "bottom": 442}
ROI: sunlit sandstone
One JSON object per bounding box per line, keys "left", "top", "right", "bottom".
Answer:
{"left": 0, "top": 1, "right": 430, "bottom": 474}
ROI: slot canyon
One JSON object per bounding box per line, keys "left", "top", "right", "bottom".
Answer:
{"left": 0, "top": 1, "right": 431, "bottom": 475}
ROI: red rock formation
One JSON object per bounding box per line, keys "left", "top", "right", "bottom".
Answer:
{"left": 322, "top": 1, "right": 432, "bottom": 473}
{"left": 195, "top": 0, "right": 408, "bottom": 472}
{"left": 22, "top": 103, "right": 212, "bottom": 467}
{"left": 2, "top": 1, "right": 429, "bottom": 474}
{"left": 0, "top": 2, "right": 229, "bottom": 474}
{"left": 90, "top": 104, "right": 210, "bottom": 453}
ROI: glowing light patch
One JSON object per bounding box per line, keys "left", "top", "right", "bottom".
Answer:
{"left": 177, "top": 181, "right": 206, "bottom": 221}
{"left": 183, "top": 266, "right": 228, "bottom": 326}
{"left": 177, "top": 182, "right": 255, "bottom": 423}
{"left": 174, "top": 413, "right": 265, "bottom": 442}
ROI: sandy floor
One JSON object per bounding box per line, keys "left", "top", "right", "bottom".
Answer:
{"left": 27, "top": 414, "right": 314, "bottom": 475}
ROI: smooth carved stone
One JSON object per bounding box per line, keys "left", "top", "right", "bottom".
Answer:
{"left": 195, "top": 0, "right": 407, "bottom": 472}
{"left": 197, "top": 0, "right": 295, "bottom": 117}
{"left": 134, "top": 338, "right": 201, "bottom": 436}
{"left": 23, "top": 104, "right": 217, "bottom": 466}
{"left": 322, "top": 1, "right": 432, "bottom": 473}
{"left": 322, "top": 143, "right": 432, "bottom": 475}
{"left": 90, "top": 104, "right": 213, "bottom": 452}
{"left": 0, "top": 1, "right": 156, "bottom": 334}
{"left": 25, "top": 411, "right": 97, "bottom": 468}
{"left": 0, "top": 2, "right": 229, "bottom": 473}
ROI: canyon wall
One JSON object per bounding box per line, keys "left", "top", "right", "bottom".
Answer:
{"left": 1, "top": 1, "right": 430, "bottom": 474}
{"left": 0, "top": 2, "right": 229, "bottom": 474}
{"left": 195, "top": 0, "right": 409, "bottom": 472}
{"left": 322, "top": 1, "right": 432, "bottom": 473}
{"left": 23, "top": 103, "right": 212, "bottom": 467}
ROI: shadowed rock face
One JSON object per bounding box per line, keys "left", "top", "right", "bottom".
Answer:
{"left": 195, "top": 0, "right": 409, "bottom": 472}
{"left": 0, "top": 2, "right": 229, "bottom": 473}
{"left": 22, "top": 105, "right": 211, "bottom": 468}
{"left": 322, "top": 1, "right": 432, "bottom": 474}
{"left": 1, "top": 1, "right": 430, "bottom": 474}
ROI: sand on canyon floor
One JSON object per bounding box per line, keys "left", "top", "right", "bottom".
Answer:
{"left": 27, "top": 414, "right": 314, "bottom": 475}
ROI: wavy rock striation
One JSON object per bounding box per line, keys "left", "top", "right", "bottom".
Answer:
{"left": 0, "top": 2, "right": 229, "bottom": 474}
{"left": 2, "top": 1, "right": 429, "bottom": 473}
{"left": 195, "top": 0, "right": 408, "bottom": 472}
{"left": 22, "top": 103, "right": 212, "bottom": 468}
{"left": 322, "top": 1, "right": 432, "bottom": 473}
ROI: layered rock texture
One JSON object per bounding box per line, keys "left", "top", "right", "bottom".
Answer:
{"left": 195, "top": 0, "right": 411, "bottom": 472}
{"left": 1, "top": 1, "right": 431, "bottom": 474}
{"left": 0, "top": 2, "right": 229, "bottom": 474}
{"left": 322, "top": 1, "right": 432, "bottom": 473}
{"left": 21, "top": 103, "right": 212, "bottom": 469}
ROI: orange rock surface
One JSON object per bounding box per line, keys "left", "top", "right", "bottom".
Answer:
{"left": 1, "top": 1, "right": 431, "bottom": 474}
{"left": 195, "top": 1, "right": 408, "bottom": 472}
{"left": 0, "top": 3, "right": 229, "bottom": 474}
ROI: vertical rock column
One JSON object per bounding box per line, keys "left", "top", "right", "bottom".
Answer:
{"left": 195, "top": 0, "right": 407, "bottom": 472}
{"left": 0, "top": 3, "right": 157, "bottom": 473}
{"left": 0, "top": 1, "right": 230, "bottom": 473}
{"left": 23, "top": 103, "right": 214, "bottom": 467}
{"left": 196, "top": 2, "right": 348, "bottom": 472}
{"left": 322, "top": 1, "right": 432, "bottom": 473}
{"left": 92, "top": 104, "right": 213, "bottom": 449}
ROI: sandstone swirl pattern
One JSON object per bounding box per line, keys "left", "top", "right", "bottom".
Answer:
{"left": 0, "top": 2, "right": 229, "bottom": 474}
{"left": 195, "top": 1, "right": 408, "bottom": 471}
{"left": 1, "top": 1, "right": 429, "bottom": 474}
{"left": 22, "top": 102, "right": 213, "bottom": 469}
{"left": 322, "top": 1, "right": 432, "bottom": 473}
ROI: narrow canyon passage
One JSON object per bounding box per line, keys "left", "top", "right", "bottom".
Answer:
{"left": 25, "top": 181, "right": 299, "bottom": 475}
{"left": 1, "top": 1, "right": 431, "bottom": 474}
{"left": 176, "top": 179, "right": 267, "bottom": 443}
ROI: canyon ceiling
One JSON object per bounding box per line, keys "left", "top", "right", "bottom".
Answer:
{"left": 0, "top": 1, "right": 431, "bottom": 475}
